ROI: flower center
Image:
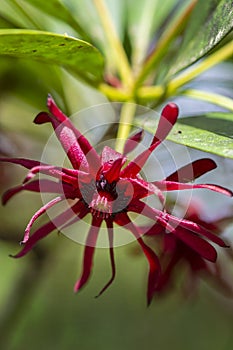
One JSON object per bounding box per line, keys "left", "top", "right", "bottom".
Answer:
{"left": 88, "top": 175, "right": 118, "bottom": 218}
{"left": 89, "top": 192, "right": 113, "bottom": 219}
{"left": 96, "top": 174, "right": 117, "bottom": 199}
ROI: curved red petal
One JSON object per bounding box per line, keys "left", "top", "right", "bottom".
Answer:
{"left": 0, "top": 157, "right": 42, "bottom": 169}
{"left": 22, "top": 164, "right": 80, "bottom": 187}
{"left": 12, "top": 201, "right": 85, "bottom": 258}
{"left": 95, "top": 219, "right": 116, "bottom": 297}
{"left": 168, "top": 215, "right": 228, "bottom": 248}
{"left": 121, "top": 104, "right": 179, "bottom": 178}
{"left": 104, "top": 158, "right": 124, "bottom": 183}
{"left": 172, "top": 227, "right": 217, "bottom": 262}
{"left": 123, "top": 129, "right": 144, "bottom": 155}
{"left": 2, "top": 179, "right": 75, "bottom": 205}
{"left": 22, "top": 196, "right": 64, "bottom": 243}
{"left": 74, "top": 217, "right": 102, "bottom": 292}
{"left": 165, "top": 158, "right": 217, "bottom": 182}
{"left": 46, "top": 95, "right": 100, "bottom": 173}
{"left": 35, "top": 112, "right": 89, "bottom": 171}
{"left": 153, "top": 180, "right": 233, "bottom": 197}
{"left": 128, "top": 199, "right": 228, "bottom": 248}
{"left": 114, "top": 212, "right": 161, "bottom": 305}
{"left": 151, "top": 103, "right": 179, "bottom": 145}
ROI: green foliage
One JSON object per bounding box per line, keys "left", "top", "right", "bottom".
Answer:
{"left": 0, "top": 29, "right": 104, "bottom": 85}
{"left": 137, "top": 112, "right": 233, "bottom": 159}
{"left": 168, "top": 0, "right": 233, "bottom": 76}
{"left": 0, "top": 0, "right": 232, "bottom": 154}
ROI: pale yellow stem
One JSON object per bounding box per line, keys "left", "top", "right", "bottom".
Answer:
{"left": 137, "top": 85, "right": 165, "bottom": 101}
{"left": 181, "top": 89, "right": 233, "bottom": 112}
{"left": 93, "top": 0, "right": 133, "bottom": 88}
{"left": 115, "top": 102, "right": 137, "bottom": 153}
{"left": 98, "top": 83, "right": 132, "bottom": 101}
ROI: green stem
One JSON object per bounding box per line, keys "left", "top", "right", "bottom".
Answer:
{"left": 115, "top": 102, "right": 137, "bottom": 153}
{"left": 93, "top": 0, "right": 133, "bottom": 89}
{"left": 135, "top": 0, "right": 198, "bottom": 87}
{"left": 181, "top": 89, "right": 233, "bottom": 112}
{"left": 99, "top": 83, "right": 132, "bottom": 101}
{"left": 167, "top": 40, "right": 233, "bottom": 95}
{"left": 136, "top": 85, "right": 165, "bottom": 102}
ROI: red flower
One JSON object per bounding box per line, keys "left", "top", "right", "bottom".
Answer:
{"left": 144, "top": 202, "right": 233, "bottom": 298}
{"left": 1, "top": 95, "right": 232, "bottom": 304}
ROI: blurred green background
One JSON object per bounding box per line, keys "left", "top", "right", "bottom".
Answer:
{"left": 0, "top": 1, "right": 233, "bottom": 349}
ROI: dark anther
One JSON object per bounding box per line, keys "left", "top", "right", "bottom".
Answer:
{"left": 96, "top": 175, "right": 117, "bottom": 199}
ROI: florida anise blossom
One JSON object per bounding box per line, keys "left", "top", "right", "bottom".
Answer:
{"left": 143, "top": 201, "right": 233, "bottom": 299}
{"left": 1, "top": 95, "right": 232, "bottom": 304}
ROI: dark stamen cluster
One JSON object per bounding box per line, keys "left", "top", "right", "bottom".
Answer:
{"left": 96, "top": 174, "right": 117, "bottom": 199}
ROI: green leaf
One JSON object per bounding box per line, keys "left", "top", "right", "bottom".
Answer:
{"left": 127, "top": 0, "right": 176, "bottom": 67}
{"left": 168, "top": 0, "right": 233, "bottom": 77}
{"left": 0, "top": 29, "right": 104, "bottom": 85}
{"left": 24, "top": 0, "right": 89, "bottom": 39}
{"left": 135, "top": 112, "right": 233, "bottom": 159}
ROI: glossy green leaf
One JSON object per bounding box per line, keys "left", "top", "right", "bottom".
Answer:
{"left": 0, "top": 29, "right": 104, "bottom": 85}
{"left": 135, "top": 112, "right": 233, "bottom": 159}
{"left": 24, "top": 0, "right": 89, "bottom": 39}
{"left": 168, "top": 0, "right": 233, "bottom": 77}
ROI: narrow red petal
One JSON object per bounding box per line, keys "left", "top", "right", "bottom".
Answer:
{"left": 129, "top": 200, "right": 228, "bottom": 248}
{"left": 153, "top": 180, "right": 233, "bottom": 196}
{"left": 114, "top": 212, "right": 161, "bottom": 305}
{"left": 0, "top": 157, "right": 81, "bottom": 188}
{"left": 167, "top": 215, "right": 228, "bottom": 248}
{"left": 59, "top": 205, "right": 88, "bottom": 231}
{"left": 0, "top": 157, "right": 41, "bottom": 169}
{"left": 46, "top": 95, "right": 101, "bottom": 173}
{"left": 151, "top": 103, "right": 179, "bottom": 145}
{"left": 47, "top": 94, "right": 67, "bottom": 122}
{"left": 22, "top": 165, "right": 80, "bottom": 188}
{"left": 165, "top": 159, "right": 217, "bottom": 182}
{"left": 34, "top": 111, "right": 51, "bottom": 124}
{"left": 127, "top": 199, "right": 168, "bottom": 229}
{"left": 95, "top": 219, "right": 116, "bottom": 297}
{"left": 12, "top": 221, "right": 56, "bottom": 258}
{"left": 129, "top": 178, "right": 165, "bottom": 204}
{"left": 12, "top": 201, "right": 84, "bottom": 258}
{"left": 22, "top": 196, "right": 64, "bottom": 243}
{"left": 74, "top": 217, "right": 102, "bottom": 292}
{"left": 35, "top": 112, "right": 89, "bottom": 171}
{"left": 120, "top": 143, "right": 157, "bottom": 178}
{"left": 104, "top": 158, "right": 124, "bottom": 183}
{"left": 123, "top": 129, "right": 144, "bottom": 155}
{"left": 2, "top": 179, "right": 74, "bottom": 205}
{"left": 121, "top": 104, "right": 179, "bottom": 178}
{"left": 172, "top": 227, "right": 217, "bottom": 262}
